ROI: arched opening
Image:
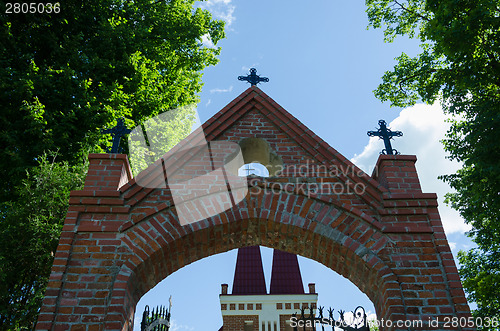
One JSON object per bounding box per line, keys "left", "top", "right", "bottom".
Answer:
{"left": 114, "top": 190, "right": 397, "bottom": 330}
{"left": 132, "top": 246, "right": 376, "bottom": 330}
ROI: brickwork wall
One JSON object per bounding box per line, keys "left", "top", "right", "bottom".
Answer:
{"left": 222, "top": 315, "right": 259, "bottom": 331}
{"left": 36, "top": 87, "right": 472, "bottom": 330}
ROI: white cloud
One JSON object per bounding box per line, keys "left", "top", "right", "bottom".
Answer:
{"left": 205, "top": 99, "right": 212, "bottom": 107}
{"left": 351, "top": 103, "right": 471, "bottom": 234}
{"left": 200, "top": 34, "right": 215, "bottom": 49}
{"left": 135, "top": 319, "right": 195, "bottom": 331}
{"left": 169, "top": 320, "right": 195, "bottom": 331}
{"left": 210, "top": 85, "right": 233, "bottom": 93}
{"left": 449, "top": 242, "right": 457, "bottom": 251}
{"left": 197, "top": 0, "right": 236, "bottom": 26}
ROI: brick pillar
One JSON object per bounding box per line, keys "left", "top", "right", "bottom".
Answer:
{"left": 84, "top": 154, "right": 132, "bottom": 191}
{"left": 372, "top": 155, "right": 421, "bottom": 193}
{"left": 36, "top": 153, "right": 133, "bottom": 330}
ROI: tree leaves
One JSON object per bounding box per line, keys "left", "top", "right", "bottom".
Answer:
{"left": 0, "top": 0, "right": 225, "bottom": 201}
{"left": 0, "top": 154, "right": 86, "bottom": 329}
{"left": 458, "top": 249, "right": 500, "bottom": 320}
{"left": 366, "top": 0, "right": 500, "bottom": 324}
{"left": 0, "top": 0, "right": 225, "bottom": 327}
{"left": 366, "top": 0, "right": 430, "bottom": 42}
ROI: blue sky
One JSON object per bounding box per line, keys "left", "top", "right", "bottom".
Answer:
{"left": 133, "top": 1, "right": 474, "bottom": 329}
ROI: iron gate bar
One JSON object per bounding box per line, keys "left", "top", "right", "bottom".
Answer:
{"left": 141, "top": 305, "right": 171, "bottom": 331}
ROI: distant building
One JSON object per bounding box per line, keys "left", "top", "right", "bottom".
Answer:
{"left": 219, "top": 246, "right": 317, "bottom": 331}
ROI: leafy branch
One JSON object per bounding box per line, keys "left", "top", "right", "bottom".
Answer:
{"left": 392, "top": 0, "right": 430, "bottom": 22}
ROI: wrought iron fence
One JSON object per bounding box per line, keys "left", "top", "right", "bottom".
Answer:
{"left": 141, "top": 305, "right": 171, "bottom": 331}
{"left": 292, "top": 305, "right": 369, "bottom": 331}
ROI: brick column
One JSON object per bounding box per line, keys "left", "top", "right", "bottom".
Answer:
{"left": 36, "top": 153, "right": 133, "bottom": 330}
{"left": 372, "top": 155, "right": 421, "bottom": 193}
{"left": 84, "top": 154, "right": 132, "bottom": 191}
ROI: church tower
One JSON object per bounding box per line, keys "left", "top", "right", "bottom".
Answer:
{"left": 219, "top": 247, "right": 318, "bottom": 331}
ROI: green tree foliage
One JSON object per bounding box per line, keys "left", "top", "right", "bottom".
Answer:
{"left": 0, "top": 155, "right": 86, "bottom": 328}
{"left": 365, "top": 0, "right": 499, "bottom": 324}
{"left": 458, "top": 248, "right": 500, "bottom": 322}
{"left": 128, "top": 104, "right": 199, "bottom": 176}
{"left": 0, "top": 0, "right": 224, "bottom": 201}
{"left": 0, "top": 0, "right": 224, "bottom": 328}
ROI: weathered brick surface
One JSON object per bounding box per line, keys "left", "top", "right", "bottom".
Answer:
{"left": 37, "top": 87, "right": 472, "bottom": 331}
{"left": 222, "top": 315, "right": 259, "bottom": 331}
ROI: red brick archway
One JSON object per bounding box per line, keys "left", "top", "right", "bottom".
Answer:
{"left": 36, "top": 87, "right": 472, "bottom": 330}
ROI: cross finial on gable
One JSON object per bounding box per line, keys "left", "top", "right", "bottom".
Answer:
{"left": 101, "top": 118, "right": 131, "bottom": 153}
{"left": 238, "top": 68, "right": 269, "bottom": 86}
{"left": 367, "top": 120, "right": 403, "bottom": 155}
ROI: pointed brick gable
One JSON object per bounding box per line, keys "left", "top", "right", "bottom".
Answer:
{"left": 127, "top": 85, "right": 387, "bottom": 217}
{"left": 269, "top": 250, "right": 305, "bottom": 295}
{"left": 202, "top": 87, "right": 340, "bottom": 165}
{"left": 232, "top": 246, "right": 267, "bottom": 295}
{"left": 201, "top": 86, "right": 348, "bottom": 164}
{"left": 199, "top": 86, "right": 386, "bottom": 209}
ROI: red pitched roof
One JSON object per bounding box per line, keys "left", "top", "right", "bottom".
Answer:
{"left": 232, "top": 246, "right": 267, "bottom": 295}
{"left": 269, "top": 249, "right": 305, "bottom": 294}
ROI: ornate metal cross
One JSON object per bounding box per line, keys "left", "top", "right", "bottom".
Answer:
{"left": 238, "top": 68, "right": 269, "bottom": 86}
{"left": 101, "top": 118, "right": 131, "bottom": 153}
{"left": 367, "top": 120, "right": 403, "bottom": 155}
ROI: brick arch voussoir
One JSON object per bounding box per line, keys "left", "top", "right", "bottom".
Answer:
{"left": 120, "top": 187, "right": 394, "bottom": 283}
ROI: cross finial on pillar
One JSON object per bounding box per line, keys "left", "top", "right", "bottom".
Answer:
{"left": 238, "top": 68, "right": 269, "bottom": 86}
{"left": 101, "top": 118, "right": 132, "bottom": 153}
{"left": 367, "top": 120, "right": 403, "bottom": 155}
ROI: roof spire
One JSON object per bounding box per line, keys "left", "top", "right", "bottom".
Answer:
{"left": 269, "top": 249, "right": 304, "bottom": 294}
{"left": 232, "top": 246, "right": 267, "bottom": 295}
